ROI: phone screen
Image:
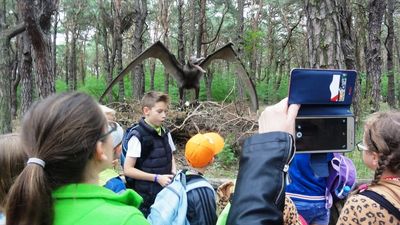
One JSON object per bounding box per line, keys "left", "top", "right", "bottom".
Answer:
{"left": 295, "top": 117, "right": 348, "bottom": 152}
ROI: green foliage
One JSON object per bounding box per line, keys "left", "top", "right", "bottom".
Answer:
{"left": 256, "top": 73, "right": 289, "bottom": 105}
{"left": 55, "top": 79, "right": 68, "bottom": 92}
{"left": 77, "top": 76, "right": 107, "bottom": 97}
{"left": 243, "top": 29, "right": 264, "bottom": 55}
{"left": 216, "top": 134, "right": 237, "bottom": 167}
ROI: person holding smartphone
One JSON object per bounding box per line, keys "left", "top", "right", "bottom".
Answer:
{"left": 227, "top": 98, "right": 300, "bottom": 225}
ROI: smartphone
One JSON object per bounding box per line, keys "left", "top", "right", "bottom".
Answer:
{"left": 295, "top": 116, "right": 355, "bottom": 153}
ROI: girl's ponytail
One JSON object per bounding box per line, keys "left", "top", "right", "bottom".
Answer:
{"left": 6, "top": 164, "right": 52, "bottom": 225}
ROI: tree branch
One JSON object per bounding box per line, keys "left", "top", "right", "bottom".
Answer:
{"left": 2, "top": 23, "right": 25, "bottom": 40}
{"left": 201, "top": 3, "right": 228, "bottom": 45}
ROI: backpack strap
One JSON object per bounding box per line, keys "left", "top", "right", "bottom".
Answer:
{"left": 186, "top": 177, "right": 215, "bottom": 198}
{"left": 326, "top": 154, "right": 341, "bottom": 209}
{"left": 359, "top": 190, "right": 400, "bottom": 221}
{"left": 176, "top": 170, "right": 215, "bottom": 195}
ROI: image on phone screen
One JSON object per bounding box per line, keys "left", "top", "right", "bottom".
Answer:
{"left": 295, "top": 117, "right": 353, "bottom": 152}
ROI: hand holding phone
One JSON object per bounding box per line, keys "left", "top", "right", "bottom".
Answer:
{"left": 258, "top": 98, "right": 300, "bottom": 136}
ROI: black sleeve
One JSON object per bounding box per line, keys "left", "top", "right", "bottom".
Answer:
{"left": 227, "top": 132, "right": 295, "bottom": 225}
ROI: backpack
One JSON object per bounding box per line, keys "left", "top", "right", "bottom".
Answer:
{"left": 325, "top": 153, "right": 357, "bottom": 208}
{"left": 147, "top": 171, "right": 215, "bottom": 225}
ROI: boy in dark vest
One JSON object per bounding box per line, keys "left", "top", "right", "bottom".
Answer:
{"left": 123, "top": 91, "right": 177, "bottom": 216}
{"left": 184, "top": 132, "right": 224, "bottom": 225}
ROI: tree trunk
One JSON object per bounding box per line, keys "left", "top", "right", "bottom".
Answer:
{"left": 102, "top": 25, "right": 112, "bottom": 102}
{"left": 114, "top": 0, "right": 124, "bottom": 101}
{"left": 395, "top": 36, "right": 400, "bottom": 108}
{"left": 132, "top": 0, "right": 147, "bottom": 100}
{"left": 196, "top": 0, "right": 205, "bottom": 58}
{"left": 205, "top": 65, "right": 214, "bottom": 100}
{"left": 305, "top": 0, "right": 343, "bottom": 69}
{"left": 336, "top": 0, "right": 361, "bottom": 122}
{"left": 189, "top": 1, "right": 196, "bottom": 55}
{"left": 99, "top": 0, "right": 112, "bottom": 102}
{"left": 80, "top": 34, "right": 87, "bottom": 86}
{"left": 159, "top": 0, "right": 169, "bottom": 94}
{"left": 249, "top": 1, "right": 263, "bottom": 80}
{"left": 20, "top": 32, "right": 33, "bottom": 116}
{"left": 11, "top": 39, "right": 20, "bottom": 118}
{"left": 385, "top": 0, "right": 395, "bottom": 108}
{"left": 354, "top": 1, "right": 367, "bottom": 74}
{"left": 177, "top": 0, "right": 185, "bottom": 65}
{"left": 52, "top": 10, "right": 58, "bottom": 76}
{"left": 19, "top": 0, "right": 57, "bottom": 98}
{"left": 265, "top": 6, "right": 276, "bottom": 79}
{"left": 198, "top": 0, "right": 212, "bottom": 100}
{"left": 117, "top": 34, "right": 124, "bottom": 100}
{"left": 69, "top": 27, "right": 77, "bottom": 90}
{"left": 149, "top": 10, "right": 160, "bottom": 91}
{"left": 95, "top": 23, "right": 100, "bottom": 79}
{"left": 365, "top": 0, "right": 386, "bottom": 112}
{"left": 235, "top": 0, "right": 245, "bottom": 101}
{"left": 0, "top": 35, "right": 12, "bottom": 134}
{"left": 64, "top": 28, "right": 69, "bottom": 87}
{"left": 0, "top": 23, "right": 25, "bottom": 134}
{"left": 149, "top": 60, "right": 155, "bottom": 90}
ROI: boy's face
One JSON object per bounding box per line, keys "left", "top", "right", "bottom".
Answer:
{"left": 144, "top": 101, "right": 168, "bottom": 127}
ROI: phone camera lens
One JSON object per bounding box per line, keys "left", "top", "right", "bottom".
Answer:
{"left": 296, "top": 132, "right": 303, "bottom": 138}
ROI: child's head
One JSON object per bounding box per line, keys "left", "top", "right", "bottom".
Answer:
{"left": 99, "top": 104, "right": 116, "bottom": 121}
{"left": 362, "top": 111, "right": 400, "bottom": 185}
{"left": 141, "top": 91, "right": 170, "bottom": 127}
{"left": 0, "top": 133, "right": 27, "bottom": 210}
{"left": 185, "top": 132, "right": 225, "bottom": 169}
{"left": 6, "top": 92, "right": 112, "bottom": 225}
{"left": 109, "top": 122, "right": 124, "bottom": 159}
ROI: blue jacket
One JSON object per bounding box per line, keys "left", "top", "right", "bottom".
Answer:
{"left": 286, "top": 153, "right": 332, "bottom": 202}
{"left": 99, "top": 168, "right": 126, "bottom": 194}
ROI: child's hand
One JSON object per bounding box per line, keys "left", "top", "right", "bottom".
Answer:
{"left": 157, "top": 174, "right": 174, "bottom": 187}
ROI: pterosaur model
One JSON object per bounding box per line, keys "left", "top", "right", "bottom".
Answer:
{"left": 100, "top": 41, "right": 258, "bottom": 111}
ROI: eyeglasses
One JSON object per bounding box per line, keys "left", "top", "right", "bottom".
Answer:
{"left": 356, "top": 141, "right": 368, "bottom": 151}
{"left": 98, "top": 122, "right": 117, "bottom": 141}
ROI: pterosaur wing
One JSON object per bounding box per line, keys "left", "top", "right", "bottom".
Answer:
{"left": 200, "top": 43, "right": 259, "bottom": 111}
{"left": 100, "top": 41, "right": 183, "bottom": 101}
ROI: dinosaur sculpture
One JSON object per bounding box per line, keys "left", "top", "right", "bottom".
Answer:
{"left": 100, "top": 41, "right": 258, "bottom": 111}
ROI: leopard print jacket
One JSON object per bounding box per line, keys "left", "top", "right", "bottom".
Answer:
{"left": 216, "top": 181, "right": 303, "bottom": 225}
{"left": 337, "top": 180, "right": 400, "bottom": 225}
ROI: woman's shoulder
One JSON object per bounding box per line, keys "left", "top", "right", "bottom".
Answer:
{"left": 53, "top": 184, "right": 148, "bottom": 224}
{"left": 338, "top": 191, "right": 398, "bottom": 225}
